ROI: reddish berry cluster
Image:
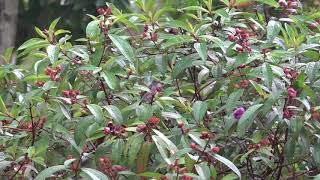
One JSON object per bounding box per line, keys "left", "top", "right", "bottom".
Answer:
{"left": 62, "top": 90, "right": 80, "bottom": 104}
{"left": 136, "top": 116, "right": 161, "bottom": 133}
{"left": 168, "top": 159, "right": 190, "bottom": 180}
{"left": 17, "top": 117, "right": 46, "bottom": 130}
{"left": 103, "top": 121, "right": 127, "bottom": 137}
{"left": 283, "top": 67, "right": 299, "bottom": 80}
{"left": 35, "top": 81, "right": 45, "bottom": 87}
{"left": 247, "top": 137, "right": 271, "bottom": 150}
{"left": 234, "top": 79, "right": 249, "bottom": 89}
{"left": 142, "top": 24, "right": 159, "bottom": 42}
{"left": 97, "top": 7, "right": 112, "bottom": 16}
{"left": 141, "top": 81, "right": 163, "bottom": 103}
{"left": 228, "top": 28, "right": 252, "bottom": 53}
{"left": 278, "top": 0, "right": 298, "bottom": 15}
{"left": 99, "top": 156, "right": 125, "bottom": 177}
{"left": 177, "top": 122, "right": 190, "bottom": 134}
{"left": 211, "top": 146, "right": 220, "bottom": 153}
{"left": 200, "top": 131, "right": 211, "bottom": 140}
{"left": 44, "top": 65, "right": 62, "bottom": 81}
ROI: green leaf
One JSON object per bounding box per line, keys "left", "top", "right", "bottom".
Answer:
{"left": 172, "top": 58, "right": 204, "bottom": 78}
{"left": 263, "top": 63, "right": 273, "bottom": 88}
{"left": 267, "top": 20, "right": 281, "bottom": 42}
{"left": 161, "top": 35, "right": 194, "bottom": 49}
{"left": 17, "top": 38, "right": 49, "bottom": 51}
{"left": 34, "top": 26, "right": 47, "bottom": 38}
{"left": 109, "top": 34, "right": 135, "bottom": 62}
{"left": 195, "top": 163, "right": 211, "bottom": 180}
{"left": 47, "top": 45, "right": 59, "bottom": 63}
{"left": 256, "top": 0, "right": 279, "bottom": 7}
{"left": 86, "top": 20, "right": 101, "bottom": 40}
{"left": 101, "top": 71, "right": 118, "bottom": 90}
{"left": 226, "top": 90, "right": 244, "bottom": 114}
{"left": 74, "top": 119, "right": 94, "bottom": 145}
{"left": 103, "top": 105, "right": 123, "bottom": 124}
{"left": 237, "top": 104, "right": 263, "bottom": 137}
{"left": 81, "top": 168, "right": 110, "bottom": 180}
{"left": 179, "top": 6, "right": 209, "bottom": 13}
{"left": 34, "top": 165, "right": 66, "bottom": 180}
{"left": 139, "top": 172, "right": 163, "bottom": 178}
{"left": 0, "top": 96, "right": 8, "bottom": 114}
{"left": 128, "top": 134, "right": 144, "bottom": 167}
{"left": 4, "top": 47, "right": 13, "bottom": 64}
{"left": 111, "top": 139, "right": 124, "bottom": 164}
{"left": 213, "top": 154, "right": 241, "bottom": 179}
{"left": 48, "top": 18, "right": 61, "bottom": 35}
{"left": 87, "top": 104, "right": 104, "bottom": 123}
{"left": 194, "top": 43, "right": 208, "bottom": 61}
{"left": 193, "top": 101, "right": 208, "bottom": 122}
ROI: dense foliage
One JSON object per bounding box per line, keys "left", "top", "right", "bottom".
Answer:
{"left": 1, "top": 0, "right": 320, "bottom": 179}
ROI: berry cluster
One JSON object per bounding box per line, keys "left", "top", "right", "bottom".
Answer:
{"left": 35, "top": 81, "right": 45, "bottom": 87}
{"left": 141, "top": 81, "right": 163, "bottom": 103}
{"left": 62, "top": 90, "right": 80, "bottom": 104}
{"left": 103, "top": 121, "right": 127, "bottom": 137}
{"left": 44, "top": 65, "right": 62, "bottom": 82}
{"left": 177, "top": 122, "right": 190, "bottom": 134}
{"left": 167, "top": 159, "right": 191, "bottom": 180}
{"left": 278, "top": 0, "right": 298, "bottom": 15}
{"left": 136, "top": 116, "right": 161, "bottom": 133}
{"left": 311, "top": 108, "right": 320, "bottom": 122}
{"left": 142, "top": 24, "right": 159, "bottom": 42}
{"left": 17, "top": 117, "right": 46, "bottom": 130}
{"left": 99, "top": 157, "right": 126, "bottom": 177}
{"left": 200, "top": 131, "right": 212, "bottom": 140}
{"left": 190, "top": 142, "right": 221, "bottom": 162}
{"left": 97, "top": 7, "right": 112, "bottom": 16}
{"left": 283, "top": 67, "right": 299, "bottom": 80}
{"left": 247, "top": 137, "right": 271, "bottom": 150}
{"left": 228, "top": 28, "right": 252, "bottom": 53}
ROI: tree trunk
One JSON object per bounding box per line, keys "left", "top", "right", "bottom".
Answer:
{"left": 0, "top": 0, "right": 19, "bottom": 58}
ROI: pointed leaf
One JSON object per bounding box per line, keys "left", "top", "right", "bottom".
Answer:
{"left": 109, "top": 34, "right": 134, "bottom": 62}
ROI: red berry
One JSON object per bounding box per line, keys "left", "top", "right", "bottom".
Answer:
{"left": 104, "top": 127, "right": 111, "bottom": 135}
{"left": 190, "top": 142, "right": 197, "bottom": 149}
{"left": 56, "top": 65, "right": 62, "bottom": 73}
{"left": 151, "top": 32, "right": 159, "bottom": 42}
{"left": 97, "top": 8, "right": 105, "bottom": 15}
{"left": 177, "top": 122, "right": 184, "bottom": 128}
{"left": 148, "top": 116, "right": 160, "bottom": 125}
{"left": 35, "top": 81, "right": 45, "bottom": 87}
{"left": 288, "top": 87, "right": 297, "bottom": 98}
{"left": 137, "top": 124, "right": 147, "bottom": 132}
{"left": 105, "top": 7, "right": 112, "bottom": 15}
{"left": 235, "top": 28, "right": 243, "bottom": 34}
{"left": 74, "top": 90, "right": 80, "bottom": 96}
{"left": 228, "top": 34, "right": 236, "bottom": 42}
{"left": 63, "top": 90, "right": 70, "bottom": 97}
{"left": 200, "top": 131, "right": 209, "bottom": 139}
{"left": 278, "top": 0, "right": 287, "bottom": 7}
{"left": 211, "top": 146, "right": 220, "bottom": 153}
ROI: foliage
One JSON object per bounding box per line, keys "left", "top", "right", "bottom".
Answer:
{"left": 1, "top": 0, "right": 320, "bottom": 179}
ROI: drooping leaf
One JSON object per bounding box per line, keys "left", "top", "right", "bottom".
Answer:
{"left": 81, "top": 168, "right": 110, "bottom": 180}
{"left": 109, "top": 34, "right": 135, "bottom": 62}
{"left": 237, "top": 104, "right": 263, "bottom": 137}
{"left": 104, "top": 105, "right": 123, "bottom": 124}
{"left": 87, "top": 104, "right": 104, "bottom": 123}
{"left": 192, "top": 101, "right": 208, "bottom": 122}
{"left": 34, "top": 165, "right": 67, "bottom": 180}
{"left": 194, "top": 43, "right": 208, "bottom": 61}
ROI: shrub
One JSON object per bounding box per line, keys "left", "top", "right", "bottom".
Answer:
{"left": 1, "top": 0, "right": 320, "bottom": 179}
